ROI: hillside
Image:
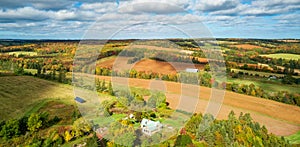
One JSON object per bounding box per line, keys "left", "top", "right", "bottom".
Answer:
{"left": 0, "top": 76, "right": 74, "bottom": 120}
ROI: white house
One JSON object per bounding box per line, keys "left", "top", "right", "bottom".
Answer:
{"left": 140, "top": 119, "right": 162, "bottom": 136}
{"left": 185, "top": 68, "right": 199, "bottom": 73}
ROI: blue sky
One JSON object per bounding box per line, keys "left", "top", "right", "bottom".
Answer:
{"left": 0, "top": 0, "right": 299, "bottom": 39}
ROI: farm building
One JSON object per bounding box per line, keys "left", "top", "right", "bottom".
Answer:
{"left": 185, "top": 68, "right": 199, "bottom": 73}
{"left": 74, "top": 97, "right": 86, "bottom": 103}
{"left": 141, "top": 118, "right": 162, "bottom": 136}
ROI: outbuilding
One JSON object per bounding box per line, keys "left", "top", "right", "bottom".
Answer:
{"left": 74, "top": 97, "right": 86, "bottom": 103}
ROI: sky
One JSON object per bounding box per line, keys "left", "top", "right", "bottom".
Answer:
{"left": 0, "top": 0, "right": 299, "bottom": 39}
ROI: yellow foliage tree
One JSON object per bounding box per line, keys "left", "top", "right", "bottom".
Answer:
{"left": 64, "top": 130, "right": 73, "bottom": 142}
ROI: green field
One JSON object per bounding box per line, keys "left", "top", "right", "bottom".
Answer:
{"left": 260, "top": 53, "right": 300, "bottom": 60}
{"left": 228, "top": 77, "right": 300, "bottom": 94}
{"left": 6, "top": 51, "right": 37, "bottom": 57}
{"left": 0, "top": 76, "right": 74, "bottom": 120}
{"left": 231, "top": 68, "right": 300, "bottom": 78}
{"left": 286, "top": 131, "right": 300, "bottom": 144}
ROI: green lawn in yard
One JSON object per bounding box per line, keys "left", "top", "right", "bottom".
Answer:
{"left": 24, "top": 68, "right": 38, "bottom": 74}
{"left": 93, "top": 113, "right": 127, "bottom": 127}
{"left": 286, "top": 131, "right": 300, "bottom": 144}
{"left": 260, "top": 53, "right": 300, "bottom": 60}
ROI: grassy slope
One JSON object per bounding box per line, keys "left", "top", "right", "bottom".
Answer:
{"left": 286, "top": 131, "right": 300, "bottom": 144}
{"left": 0, "top": 76, "right": 74, "bottom": 120}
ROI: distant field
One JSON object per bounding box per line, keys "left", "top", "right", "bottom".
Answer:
{"left": 227, "top": 77, "right": 300, "bottom": 94}
{"left": 231, "top": 68, "right": 300, "bottom": 79}
{"left": 97, "top": 57, "right": 204, "bottom": 74}
{"left": 260, "top": 53, "right": 300, "bottom": 60}
{"left": 232, "top": 69, "right": 285, "bottom": 77}
{"left": 6, "top": 51, "right": 37, "bottom": 57}
{"left": 231, "top": 44, "right": 265, "bottom": 50}
{"left": 0, "top": 76, "right": 74, "bottom": 120}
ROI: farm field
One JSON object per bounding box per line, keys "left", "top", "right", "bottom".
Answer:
{"left": 0, "top": 76, "right": 74, "bottom": 120}
{"left": 231, "top": 68, "right": 300, "bottom": 78}
{"left": 95, "top": 75, "right": 300, "bottom": 136}
{"left": 230, "top": 44, "right": 266, "bottom": 50}
{"left": 227, "top": 77, "right": 300, "bottom": 94}
{"left": 6, "top": 51, "right": 37, "bottom": 57}
{"left": 97, "top": 56, "right": 204, "bottom": 74}
{"left": 260, "top": 53, "right": 300, "bottom": 60}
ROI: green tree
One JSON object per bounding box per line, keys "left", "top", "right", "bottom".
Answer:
{"left": 72, "top": 118, "right": 92, "bottom": 137}
{"left": 27, "top": 113, "right": 42, "bottom": 133}
{"left": 174, "top": 134, "right": 193, "bottom": 147}
{"left": 0, "top": 119, "right": 20, "bottom": 139}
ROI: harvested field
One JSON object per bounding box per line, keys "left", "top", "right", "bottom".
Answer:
{"left": 96, "top": 75, "right": 300, "bottom": 136}
{"left": 97, "top": 57, "right": 204, "bottom": 74}
{"left": 231, "top": 44, "right": 265, "bottom": 50}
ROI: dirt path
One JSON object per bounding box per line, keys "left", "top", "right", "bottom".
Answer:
{"left": 94, "top": 75, "right": 300, "bottom": 136}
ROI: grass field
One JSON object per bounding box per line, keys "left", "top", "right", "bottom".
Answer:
{"left": 6, "top": 51, "right": 37, "bottom": 57}
{"left": 232, "top": 69, "right": 286, "bottom": 77}
{"left": 231, "top": 68, "right": 300, "bottom": 81}
{"left": 260, "top": 53, "right": 300, "bottom": 60}
{"left": 0, "top": 76, "right": 74, "bottom": 120}
{"left": 227, "top": 77, "right": 300, "bottom": 94}
{"left": 286, "top": 131, "right": 300, "bottom": 144}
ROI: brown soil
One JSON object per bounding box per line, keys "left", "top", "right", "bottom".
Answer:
{"left": 98, "top": 57, "right": 204, "bottom": 75}
{"left": 231, "top": 44, "right": 265, "bottom": 50}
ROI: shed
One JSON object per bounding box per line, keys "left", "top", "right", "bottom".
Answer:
{"left": 185, "top": 68, "right": 199, "bottom": 73}
{"left": 75, "top": 97, "right": 86, "bottom": 103}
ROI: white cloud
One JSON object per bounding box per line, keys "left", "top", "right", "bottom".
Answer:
{"left": 0, "top": 7, "right": 49, "bottom": 22}
{"left": 80, "top": 2, "right": 116, "bottom": 13}
{"left": 118, "top": 1, "right": 185, "bottom": 14}
{"left": 192, "top": 0, "right": 240, "bottom": 12}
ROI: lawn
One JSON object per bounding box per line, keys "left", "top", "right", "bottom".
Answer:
{"left": 286, "top": 131, "right": 300, "bottom": 144}
{"left": 260, "top": 53, "right": 300, "bottom": 60}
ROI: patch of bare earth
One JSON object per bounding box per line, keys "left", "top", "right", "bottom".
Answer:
{"left": 231, "top": 44, "right": 266, "bottom": 50}
{"left": 97, "top": 57, "right": 204, "bottom": 75}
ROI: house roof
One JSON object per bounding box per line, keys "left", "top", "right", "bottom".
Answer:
{"left": 141, "top": 118, "right": 161, "bottom": 131}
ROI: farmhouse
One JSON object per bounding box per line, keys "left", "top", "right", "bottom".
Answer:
{"left": 185, "top": 68, "right": 199, "bottom": 73}
{"left": 74, "top": 97, "right": 86, "bottom": 103}
{"left": 141, "top": 118, "right": 162, "bottom": 136}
